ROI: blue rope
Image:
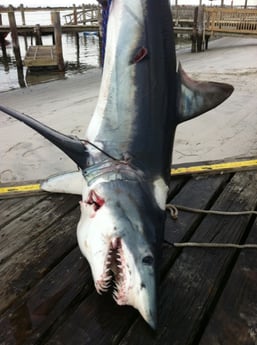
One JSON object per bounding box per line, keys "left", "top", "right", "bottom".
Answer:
{"left": 100, "top": 0, "right": 112, "bottom": 66}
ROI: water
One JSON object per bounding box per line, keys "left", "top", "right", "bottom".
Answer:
{"left": 0, "top": 10, "right": 101, "bottom": 92}
{"left": 0, "top": 10, "right": 191, "bottom": 93}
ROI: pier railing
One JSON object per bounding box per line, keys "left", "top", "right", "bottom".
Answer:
{"left": 63, "top": 5, "right": 100, "bottom": 26}
{"left": 205, "top": 7, "right": 257, "bottom": 35}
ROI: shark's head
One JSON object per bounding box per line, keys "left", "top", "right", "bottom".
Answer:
{"left": 77, "top": 164, "right": 166, "bottom": 329}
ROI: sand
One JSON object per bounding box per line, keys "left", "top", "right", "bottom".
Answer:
{"left": 0, "top": 36, "right": 257, "bottom": 183}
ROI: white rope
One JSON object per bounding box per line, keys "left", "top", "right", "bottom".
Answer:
{"left": 166, "top": 203, "right": 257, "bottom": 250}
{"left": 173, "top": 242, "right": 257, "bottom": 249}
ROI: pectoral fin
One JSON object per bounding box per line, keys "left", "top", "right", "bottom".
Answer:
{"left": 41, "top": 171, "right": 84, "bottom": 194}
{"left": 177, "top": 63, "right": 234, "bottom": 123}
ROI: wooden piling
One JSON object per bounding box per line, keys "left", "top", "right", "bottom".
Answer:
{"left": 0, "top": 14, "right": 8, "bottom": 64}
{"left": 73, "top": 4, "right": 77, "bottom": 25}
{"left": 34, "top": 24, "right": 42, "bottom": 45}
{"left": 82, "top": 3, "right": 86, "bottom": 24}
{"left": 51, "top": 11, "right": 65, "bottom": 72}
{"left": 8, "top": 6, "right": 25, "bottom": 87}
{"left": 197, "top": 6, "right": 204, "bottom": 52}
{"left": 191, "top": 6, "right": 206, "bottom": 53}
{"left": 20, "top": 4, "right": 26, "bottom": 25}
{"left": 191, "top": 6, "right": 198, "bottom": 52}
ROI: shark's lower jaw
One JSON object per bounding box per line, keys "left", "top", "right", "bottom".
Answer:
{"left": 95, "top": 237, "right": 128, "bottom": 305}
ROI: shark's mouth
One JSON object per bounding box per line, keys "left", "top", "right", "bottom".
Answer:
{"left": 95, "top": 237, "right": 128, "bottom": 305}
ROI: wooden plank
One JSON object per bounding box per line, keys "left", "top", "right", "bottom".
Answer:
{"left": 199, "top": 215, "right": 257, "bottom": 344}
{"left": 0, "top": 203, "right": 79, "bottom": 314}
{"left": 118, "top": 171, "right": 257, "bottom": 344}
{"left": 45, "top": 292, "right": 136, "bottom": 345}
{"left": 8, "top": 177, "right": 182, "bottom": 345}
{"left": 0, "top": 194, "right": 78, "bottom": 264}
{"left": 0, "top": 177, "right": 185, "bottom": 344}
{"left": 0, "top": 247, "right": 93, "bottom": 345}
{"left": 164, "top": 174, "right": 230, "bottom": 245}
{"left": 0, "top": 195, "right": 45, "bottom": 228}
{"left": 43, "top": 175, "right": 230, "bottom": 344}
{"left": 24, "top": 45, "right": 57, "bottom": 67}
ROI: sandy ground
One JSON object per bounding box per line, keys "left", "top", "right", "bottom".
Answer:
{"left": 0, "top": 36, "right": 257, "bottom": 183}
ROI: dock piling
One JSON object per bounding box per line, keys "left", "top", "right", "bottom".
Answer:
{"left": 34, "top": 24, "right": 42, "bottom": 45}
{"left": 8, "top": 6, "right": 25, "bottom": 87}
{"left": 20, "top": 4, "right": 26, "bottom": 25}
{"left": 51, "top": 11, "right": 65, "bottom": 72}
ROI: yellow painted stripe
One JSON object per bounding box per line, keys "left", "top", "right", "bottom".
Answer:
{"left": 171, "top": 159, "right": 257, "bottom": 175}
{"left": 1, "top": 159, "right": 257, "bottom": 195}
{"left": 0, "top": 183, "right": 41, "bottom": 195}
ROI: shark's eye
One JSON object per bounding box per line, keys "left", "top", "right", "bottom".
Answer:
{"left": 142, "top": 255, "right": 154, "bottom": 265}
{"left": 86, "top": 190, "right": 105, "bottom": 212}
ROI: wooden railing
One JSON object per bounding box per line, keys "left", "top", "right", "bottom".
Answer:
{"left": 63, "top": 5, "right": 100, "bottom": 26}
{"left": 205, "top": 7, "right": 257, "bottom": 35}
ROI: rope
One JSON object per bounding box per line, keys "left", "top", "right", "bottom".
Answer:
{"left": 166, "top": 203, "right": 257, "bottom": 250}
{"left": 166, "top": 204, "right": 257, "bottom": 220}
{"left": 173, "top": 242, "right": 257, "bottom": 249}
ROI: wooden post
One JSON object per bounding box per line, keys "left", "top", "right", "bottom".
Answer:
{"left": 73, "top": 4, "right": 77, "bottom": 25}
{"left": 0, "top": 14, "right": 8, "bottom": 65}
{"left": 8, "top": 5, "right": 25, "bottom": 87}
{"left": 244, "top": 0, "right": 248, "bottom": 8}
{"left": 20, "top": 4, "right": 26, "bottom": 25}
{"left": 75, "top": 32, "right": 80, "bottom": 67}
{"left": 197, "top": 6, "right": 204, "bottom": 52}
{"left": 51, "top": 11, "right": 65, "bottom": 72}
{"left": 82, "top": 3, "right": 86, "bottom": 24}
{"left": 191, "top": 6, "right": 198, "bottom": 53}
{"left": 34, "top": 24, "right": 42, "bottom": 45}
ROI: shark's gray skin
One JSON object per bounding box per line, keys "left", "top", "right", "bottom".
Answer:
{"left": 0, "top": 0, "right": 233, "bottom": 329}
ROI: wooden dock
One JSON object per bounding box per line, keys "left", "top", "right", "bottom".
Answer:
{"left": 24, "top": 46, "right": 57, "bottom": 67}
{"left": 1, "top": 5, "right": 257, "bottom": 38}
{"left": 1, "top": 170, "right": 257, "bottom": 344}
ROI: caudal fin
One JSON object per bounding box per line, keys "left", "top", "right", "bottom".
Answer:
{"left": 0, "top": 105, "right": 89, "bottom": 170}
{"left": 177, "top": 63, "right": 234, "bottom": 123}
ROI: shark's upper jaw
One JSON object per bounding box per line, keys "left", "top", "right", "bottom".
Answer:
{"left": 95, "top": 237, "right": 128, "bottom": 304}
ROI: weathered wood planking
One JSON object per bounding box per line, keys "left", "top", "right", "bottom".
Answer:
{"left": 0, "top": 178, "right": 185, "bottom": 345}
{"left": 0, "top": 203, "right": 80, "bottom": 314}
{"left": 119, "top": 171, "right": 257, "bottom": 344}
{"left": 0, "top": 195, "right": 45, "bottom": 227}
{"left": 24, "top": 46, "right": 57, "bottom": 68}
{"left": 199, "top": 212, "right": 257, "bottom": 344}
{"left": 0, "top": 194, "right": 79, "bottom": 265}
{"left": 40, "top": 175, "right": 233, "bottom": 345}
{"left": 1, "top": 172, "right": 257, "bottom": 345}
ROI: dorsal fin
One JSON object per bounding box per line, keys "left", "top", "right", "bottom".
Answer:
{"left": 177, "top": 63, "right": 234, "bottom": 123}
{"left": 0, "top": 105, "right": 89, "bottom": 170}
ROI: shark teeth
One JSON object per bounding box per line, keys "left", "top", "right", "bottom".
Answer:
{"left": 95, "top": 238, "right": 128, "bottom": 304}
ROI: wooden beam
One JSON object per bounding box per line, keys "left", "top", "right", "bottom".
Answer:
{"left": 51, "top": 11, "right": 65, "bottom": 71}
{"left": 8, "top": 5, "right": 25, "bottom": 87}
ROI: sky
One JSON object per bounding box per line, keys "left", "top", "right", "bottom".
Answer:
{"left": 1, "top": 0, "right": 256, "bottom": 7}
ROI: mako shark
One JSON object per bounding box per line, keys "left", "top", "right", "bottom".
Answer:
{"left": 0, "top": 0, "right": 233, "bottom": 329}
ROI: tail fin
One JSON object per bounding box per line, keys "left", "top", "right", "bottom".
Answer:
{"left": 0, "top": 105, "right": 89, "bottom": 170}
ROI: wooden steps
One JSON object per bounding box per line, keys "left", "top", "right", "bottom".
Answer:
{"left": 24, "top": 45, "right": 57, "bottom": 68}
